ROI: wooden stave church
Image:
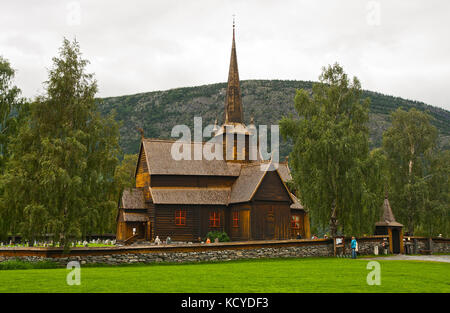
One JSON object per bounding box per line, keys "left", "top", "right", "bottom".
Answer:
{"left": 116, "top": 24, "right": 310, "bottom": 243}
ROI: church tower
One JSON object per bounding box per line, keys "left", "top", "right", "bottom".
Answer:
{"left": 214, "top": 20, "right": 258, "bottom": 162}
{"left": 225, "top": 19, "right": 244, "bottom": 123}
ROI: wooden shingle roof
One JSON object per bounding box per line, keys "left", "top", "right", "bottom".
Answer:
{"left": 120, "top": 188, "right": 145, "bottom": 209}
{"left": 150, "top": 188, "right": 230, "bottom": 205}
{"left": 375, "top": 196, "right": 403, "bottom": 227}
{"left": 142, "top": 139, "right": 241, "bottom": 176}
{"left": 123, "top": 212, "right": 149, "bottom": 222}
{"left": 136, "top": 138, "right": 303, "bottom": 207}
{"left": 225, "top": 20, "right": 244, "bottom": 123}
{"left": 277, "top": 162, "right": 293, "bottom": 183}
{"left": 229, "top": 162, "right": 298, "bottom": 204}
{"left": 290, "top": 193, "right": 304, "bottom": 210}
{"left": 277, "top": 164, "right": 305, "bottom": 210}
{"left": 229, "top": 163, "right": 266, "bottom": 203}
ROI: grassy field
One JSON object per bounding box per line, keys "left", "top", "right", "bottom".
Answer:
{"left": 0, "top": 257, "right": 448, "bottom": 293}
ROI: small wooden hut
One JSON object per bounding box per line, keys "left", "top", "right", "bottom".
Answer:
{"left": 375, "top": 194, "right": 404, "bottom": 254}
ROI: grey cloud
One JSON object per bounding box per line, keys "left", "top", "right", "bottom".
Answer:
{"left": 0, "top": 0, "right": 448, "bottom": 110}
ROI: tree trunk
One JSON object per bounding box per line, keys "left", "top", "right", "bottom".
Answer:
{"left": 407, "top": 143, "right": 414, "bottom": 235}
{"left": 408, "top": 214, "right": 414, "bottom": 236}
{"left": 408, "top": 143, "right": 414, "bottom": 176}
{"left": 329, "top": 200, "right": 338, "bottom": 237}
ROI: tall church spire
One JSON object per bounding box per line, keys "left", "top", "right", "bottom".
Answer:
{"left": 225, "top": 18, "right": 244, "bottom": 123}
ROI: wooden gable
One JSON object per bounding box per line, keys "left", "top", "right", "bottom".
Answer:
{"left": 135, "top": 143, "right": 151, "bottom": 200}
{"left": 253, "top": 171, "right": 292, "bottom": 202}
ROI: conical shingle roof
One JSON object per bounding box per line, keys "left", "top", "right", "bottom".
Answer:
{"left": 375, "top": 194, "right": 403, "bottom": 227}
{"left": 224, "top": 20, "right": 244, "bottom": 123}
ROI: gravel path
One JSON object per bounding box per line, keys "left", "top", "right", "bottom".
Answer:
{"left": 362, "top": 255, "right": 450, "bottom": 263}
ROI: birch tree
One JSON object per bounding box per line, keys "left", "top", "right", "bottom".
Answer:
{"left": 280, "top": 63, "right": 372, "bottom": 237}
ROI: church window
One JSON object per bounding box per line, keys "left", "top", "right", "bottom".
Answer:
{"left": 175, "top": 210, "right": 186, "bottom": 226}
{"left": 291, "top": 214, "right": 301, "bottom": 229}
{"left": 232, "top": 211, "right": 239, "bottom": 227}
{"left": 210, "top": 211, "right": 220, "bottom": 227}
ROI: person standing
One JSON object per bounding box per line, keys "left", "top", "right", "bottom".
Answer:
{"left": 351, "top": 236, "right": 357, "bottom": 259}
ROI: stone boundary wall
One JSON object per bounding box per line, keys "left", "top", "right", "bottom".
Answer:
{"left": 344, "top": 236, "right": 387, "bottom": 255}
{"left": 0, "top": 237, "right": 448, "bottom": 265}
{"left": 410, "top": 237, "right": 450, "bottom": 253}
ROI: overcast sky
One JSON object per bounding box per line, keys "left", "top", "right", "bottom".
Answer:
{"left": 1, "top": 0, "right": 449, "bottom": 110}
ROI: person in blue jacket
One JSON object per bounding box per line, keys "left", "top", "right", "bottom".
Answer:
{"left": 351, "top": 236, "right": 357, "bottom": 259}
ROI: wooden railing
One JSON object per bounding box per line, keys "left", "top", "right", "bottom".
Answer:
{"left": 124, "top": 234, "right": 139, "bottom": 245}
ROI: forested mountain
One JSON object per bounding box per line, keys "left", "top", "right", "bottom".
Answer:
{"left": 98, "top": 80, "right": 450, "bottom": 158}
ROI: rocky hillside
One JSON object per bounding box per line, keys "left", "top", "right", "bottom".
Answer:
{"left": 98, "top": 80, "right": 450, "bottom": 158}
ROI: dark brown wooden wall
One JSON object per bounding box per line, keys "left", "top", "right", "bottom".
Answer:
{"left": 253, "top": 171, "right": 291, "bottom": 202}
{"left": 151, "top": 175, "right": 235, "bottom": 188}
{"left": 117, "top": 222, "right": 126, "bottom": 241}
{"left": 120, "top": 222, "right": 145, "bottom": 240}
{"left": 122, "top": 143, "right": 311, "bottom": 243}
{"left": 250, "top": 201, "right": 291, "bottom": 240}
{"left": 116, "top": 209, "right": 152, "bottom": 241}
{"left": 228, "top": 204, "right": 252, "bottom": 241}
{"left": 147, "top": 204, "right": 156, "bottom": 241}
{"left": 154, "top": 205, "right": 226, "bottom": 242}
{"left": 250, "top": 171, "right": 292, "bottom": 240}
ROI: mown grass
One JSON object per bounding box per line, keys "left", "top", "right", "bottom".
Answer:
{"left": 0, "top": 257, "right": 448, "bottom": 293}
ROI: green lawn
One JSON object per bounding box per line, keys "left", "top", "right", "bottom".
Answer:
{"left": 0, "top": 257, "right": 448, "bottom": 293}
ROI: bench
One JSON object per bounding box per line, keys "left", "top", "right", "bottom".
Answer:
{"left": 419, "top": 249, "right": 432, "bottom": 255}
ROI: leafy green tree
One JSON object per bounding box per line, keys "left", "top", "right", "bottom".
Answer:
{"left": 0, "top": 56, "right": 24, "bottom": 168}
{"left": 422, "top": 150, "right": 449, "bottom": 236}
{"left": 113, "top": 154, "right": 138, "bottom": 197}
{"left": 280, "top": 63, "right": 373, "bottom": 237}
{"left": 356, "top": 148, "right": 389, "bottom": 234}
{"left": 1, "top": 38, "right": 120, "bottom": 247}
{"left": 96, "top": 153, "right": 138, "bottom": 234}
{"left": 0, "top": 57, "right": 26, "bottom": 241}
{"left": 382, "top": 108, "right": 438, "bottom": 234}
